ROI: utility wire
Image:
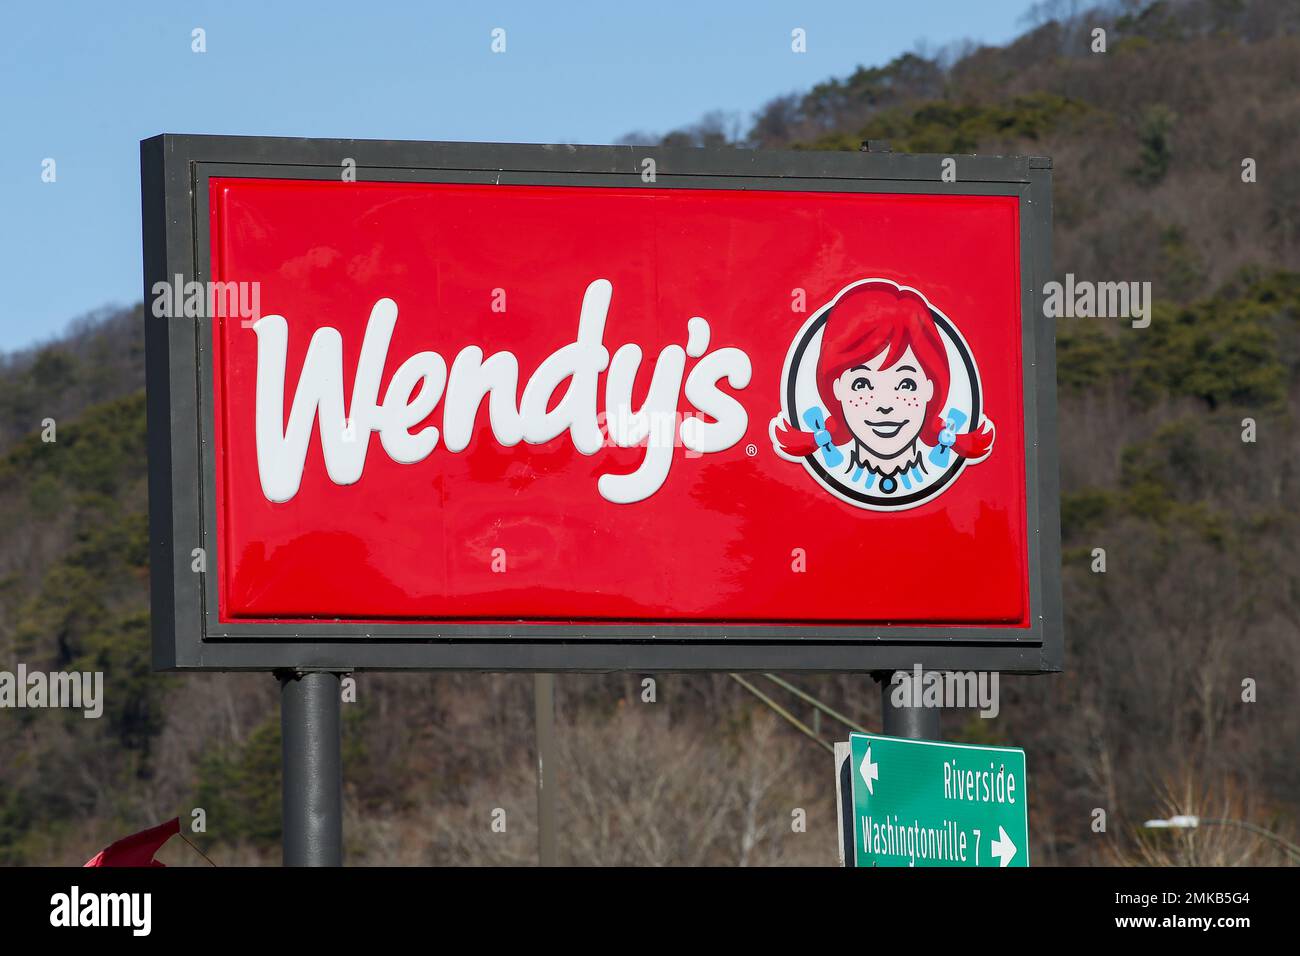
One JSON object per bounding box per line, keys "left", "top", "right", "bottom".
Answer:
{"left": 761, "top": 673, "right": 870, "bottom": 734}
{"left": 728, "top": 673, "right": 834, "bottom": 753}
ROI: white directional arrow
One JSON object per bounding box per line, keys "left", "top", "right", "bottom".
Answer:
{"left": 859, "top": 745, "right": 879, "bottom": 796}
{"left": 990, "top": 826, "right": 1017, "bottom": 867}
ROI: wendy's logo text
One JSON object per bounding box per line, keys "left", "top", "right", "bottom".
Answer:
{"left": 252, "top": 279, "right": 752, "bottom": 505}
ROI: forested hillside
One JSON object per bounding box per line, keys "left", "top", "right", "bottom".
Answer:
{"left": 1, "top": 0, "right": 1297, "bottom": 865}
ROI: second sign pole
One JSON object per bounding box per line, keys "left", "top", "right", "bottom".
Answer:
{"left": 534, "top": 673, "right": 558, "bottom": 866}
{"left": 280, "top": 670, "right": 344, "bottom": 867}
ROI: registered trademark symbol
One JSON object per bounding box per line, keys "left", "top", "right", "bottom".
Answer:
{"left": 745, "top": 443, "right": 758, "bottom": 457}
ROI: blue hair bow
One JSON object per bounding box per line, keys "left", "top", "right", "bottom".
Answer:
{"left": 928, "top": 407, "right": 968, "bottom": 467}
{"left": 802, "top": 406, "right": 844, "bottom": 468}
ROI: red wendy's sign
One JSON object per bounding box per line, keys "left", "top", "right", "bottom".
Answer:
{"left": 143, "top": 135, "right": 1061, "bottom": 673}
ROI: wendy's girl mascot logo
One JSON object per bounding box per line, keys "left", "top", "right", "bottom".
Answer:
{"left": 770, "top": 279, "right": 994, "bottom": 511}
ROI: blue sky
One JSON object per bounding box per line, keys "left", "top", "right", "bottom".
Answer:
{"left": 0, "top": 0, "right": 1033, "bottom": 352}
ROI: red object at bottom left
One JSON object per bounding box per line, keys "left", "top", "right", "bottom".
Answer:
{"left": 83, "top": 817, "right": 180, "bottom": 867}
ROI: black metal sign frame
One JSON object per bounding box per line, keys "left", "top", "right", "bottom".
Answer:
{"left": 142, "top": 134, "right": 1062, "bottom": 673}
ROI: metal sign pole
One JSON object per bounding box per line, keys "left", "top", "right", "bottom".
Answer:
{"left": 279, "top": 671, "right": 343, "bottom": 866}
{"left": 877, "top": 670, "right": 941, "bottom": 740}
{"left": 534, "top": 673, "right": 558, "bottom": 866}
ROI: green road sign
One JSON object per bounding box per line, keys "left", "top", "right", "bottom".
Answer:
{"left": 847, "top": 732, "right": 1029, "bottom": 867}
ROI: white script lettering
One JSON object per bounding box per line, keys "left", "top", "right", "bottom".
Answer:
{"left": 253, "top": 280, "right": 752, "bottom": 504}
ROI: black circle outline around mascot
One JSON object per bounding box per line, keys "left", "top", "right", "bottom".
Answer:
{"left": 784, "top": 306, "right": 982, "bottom": 508}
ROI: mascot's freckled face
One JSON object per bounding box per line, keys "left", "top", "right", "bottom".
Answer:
{"left": 830, "top": 345, "right": 934, "bottom": 460}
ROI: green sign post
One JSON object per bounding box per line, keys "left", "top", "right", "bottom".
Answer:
{"left": 847, "top": 732, "right": 1029, "bottom": 867}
